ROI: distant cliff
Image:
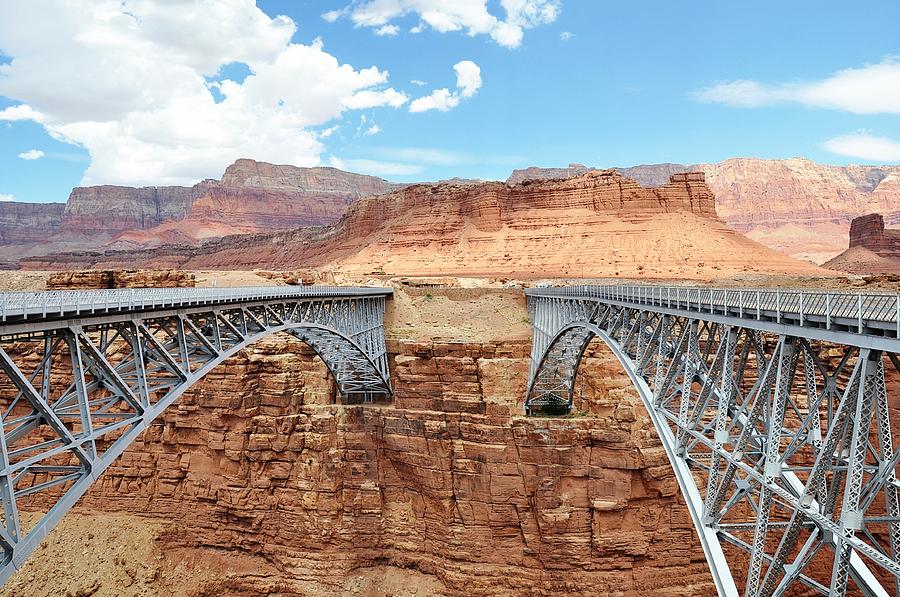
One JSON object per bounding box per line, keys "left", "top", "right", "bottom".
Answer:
{"left": 0, "top": 202, "right": 65, "bottom": 244}
{"left": 1, "top": 159, "right": 401, "bottom": 255}
{"left": 508, "top": 158, "right": 900, "bottom": 263}
{"left": 20, "top": 170, "right": 824, "bottom": 280}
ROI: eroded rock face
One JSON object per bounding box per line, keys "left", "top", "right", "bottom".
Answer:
{"left": 0, "top": 202, "right": 65, "bottom": 244}
{"left": 508, "top": 158, "right": 900, "bottom": 263}
{"left": 221, "top": 158, "right": 402, "bottom": 198}
{"left": 3, "top": 160, "right": 400, "bottom": 258}
{"left": 45, "top": 269, "right": 196, "bottom": 290}
{"left": 62, "top": 336, "right": 714, "bottom": 596}
{"left": 824, "top": 213, "right": 900, "bottom": 275}
{"left": 61, "top": 185, "right": 196, "bottom": 234}
{"left": 20, "top": 170, "right": 826, "bottom": 280}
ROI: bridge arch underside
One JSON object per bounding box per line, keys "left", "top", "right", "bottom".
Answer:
{"left": 527, "top": 308, "right": 900, "bottom": 597}
{"left": 0, "top": 301, "right": 391, "bottom": 583}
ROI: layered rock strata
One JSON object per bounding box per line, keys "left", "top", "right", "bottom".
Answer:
{"left": 1, "top": 159, "right": 401, "bottom": 255}
{"left": 45, "top": 269, "right": 196, "bottom": 290}
{"left": 0, "top": 202, "right": 65, "bottom": 244}
{"left": 19, "top": 170, "right": 826, "bottom": 280}
{"left": 510, "top": 158, "right": 900, "bottom": 263}
{"left": 29, "top": 336, "right": 715, "bottom": 596}
{"left": 824, "top": 213, "right": 900, "bottom": 275}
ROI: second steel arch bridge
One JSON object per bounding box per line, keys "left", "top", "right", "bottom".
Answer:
{"left": 526, "top": 284, "right": 900, "bottom": 597}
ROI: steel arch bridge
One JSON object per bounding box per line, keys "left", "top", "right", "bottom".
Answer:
{"left": 526, "top": 284, "right": 900, "bottom": 597}
{"left": 0, "top": 285, "right": 392, "bottom": 585}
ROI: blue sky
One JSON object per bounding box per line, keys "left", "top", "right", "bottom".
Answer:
{"left": 1, "top": 0, "right": 900, "bottom": 203}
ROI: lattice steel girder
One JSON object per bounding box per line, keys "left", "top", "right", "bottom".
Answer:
{"left": 0, "top": 286, "right": 393, "bottom": 586}
{"left": 525, "top": 285, "right": 900, "bottom": 597}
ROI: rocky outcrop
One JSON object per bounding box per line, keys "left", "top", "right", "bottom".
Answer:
{"left": 20, "top": 170, "right": 826, "bottom": 280}
{"left": 509, "top": 158, "right": 900, "bottom": 263}
{"left": 507, "top": 164, "right": 690, "bottom": 188}
{"left": 45, "top": 269, "right": 196, "bottom": 290}
{"left": 849, "top": 213, "right": 900, "bottom": 257}
{"left": 824, "top": 213, "right": 900, "bottom": 275}
{"left": 0, "top": 202, "right": 65, "bottom": 244}
{"left": 506, "top": 163, "right": 592, "bottom": 184}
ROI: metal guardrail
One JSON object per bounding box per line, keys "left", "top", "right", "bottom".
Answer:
{"left": 0, "top": 285, "right": 393, "bottom": 322}
{"left": 526, "top": 284, "right": 900, "bottom": 337}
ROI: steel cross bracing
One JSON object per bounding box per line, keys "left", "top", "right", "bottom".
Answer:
{"left": 0, "top": 285, "right": 392, "bottom": 585}
{"left": 525, "top": 284, "right": 900, "bottom": 597}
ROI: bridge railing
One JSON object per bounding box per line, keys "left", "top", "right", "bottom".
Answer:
{"left": 526, "top": 284, "right": 900, "bottom": 337}
{"left": 0, "top": 285, "right": 393, "bottom": 322}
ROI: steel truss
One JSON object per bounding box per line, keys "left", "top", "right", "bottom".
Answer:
{"left": 0, "top": 286, "right": 392, "bottom": 585}
{"left": 526, "top": 285, "right": 900, "bottom": 596}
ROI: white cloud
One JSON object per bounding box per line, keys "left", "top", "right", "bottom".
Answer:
{"left": 0, "top": 104, "right": 44, "bottom": 122}
{"left": 329, "top": 155, "right": 422, "bottom": 176}
{"left": 375, "top": 24, "right": 400, "bottom": 36}
{"left": 824, "top": 132, "right": 900, "bottom": 163}
{"left": 0, "top": 193, "right": 14, "bottom": 202}
{"left": 0, "top": 1, "right": 411, "bottom": 186}
{"left": 410, "top": 79, "right": 427, "bottom": 86}
{"left": 319, "top": 125, "right": 340, "bottom": 138}
{"left": 559, "top": 31, "right": 573, "bottom": 41}
{"left": 411, "top": 88, "right": 459, "bottom": 113}
{"left": 17, "top": 149, "right": 44, "bottom": 160}
{"left": 323, "top": 0, "right": 560, "bottom": 48}
{"left": 454, "top": 60, "right": 481, "bottom": 98}
{"left": 694, "top": 56, "right": 900, "bottom": 114}
{"left": 410, "top": 60, "right": 482, "bottom": 113}
{"left": 365, "top": 124, "right": 381, "bottom": 135}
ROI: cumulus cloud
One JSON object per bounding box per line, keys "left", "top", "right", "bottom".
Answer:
{"left": 0, "top": 1, "right": 411, "bottom": 186}
{"left": 0, "top": 193, "right": 13, "bottom": 201}
{"left": 375, "top": 24, "right": 400, "bottom": 36}
{"left": 824, "top": 132, "right": 900, "bottom": 163}
{"left": 410, "top": 60, "right": 482, "bottom": 113}
{"left": 365, "top": 124, "right": 381, "bottom": 135}
{"left": 694, "top": 56, "right": 900, "bottom": 114}
{"left": 17, "top": 149, "right": 44, "bottom": 160}
{"left": 0, "top": 104, "right": 44, "bottom": 122}
{"left": 323, "top": 0, "right": 560, "bottom": 48}
{"left": 559, "top": 31, "right": 573, "bottom": 41}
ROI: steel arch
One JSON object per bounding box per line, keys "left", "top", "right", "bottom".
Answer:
{"left": 525, "top": 285, "right": 900, "bottom": 597}
{"left": 530, "top": 319, "right": 739, "bottom": 594}
{"left": 0, "top": 286, "right": 393, "bottom": 586}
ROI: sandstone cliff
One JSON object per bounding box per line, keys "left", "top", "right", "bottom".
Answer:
{"left": 20, "top": 170, "right": 826, "bottom": 280}
{"left": 511, "top": 158, "right": 900, "bottom": 263}
{"left": 824, "top": 213, "right": 900, "bottom": 275}
{"left": 2, "top": 159, "right": 401, "bottom": 256}
{"left": 0, "top": 201, "right": 65, "bottom": 244}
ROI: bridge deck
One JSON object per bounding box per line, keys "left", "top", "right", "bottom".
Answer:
{"left": 0, "top": 285, "right": 393, "bottom": 327}
{"left": 526, "top": 284, "right": 900, "bottom": 350}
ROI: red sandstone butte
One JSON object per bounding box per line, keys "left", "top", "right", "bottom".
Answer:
{"left": 825, "top": 213, "right": 900, "bottom": 275}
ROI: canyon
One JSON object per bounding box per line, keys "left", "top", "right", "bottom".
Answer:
{"left": 18, "top": 170, "right": 826, "bottom": 280}
{"left": 1, "top": 280, "right": 715, "bottom": 597}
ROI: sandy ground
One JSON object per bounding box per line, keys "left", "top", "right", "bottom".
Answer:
{"left": 1, "top": 512, "right": 447, "bottom": 597}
